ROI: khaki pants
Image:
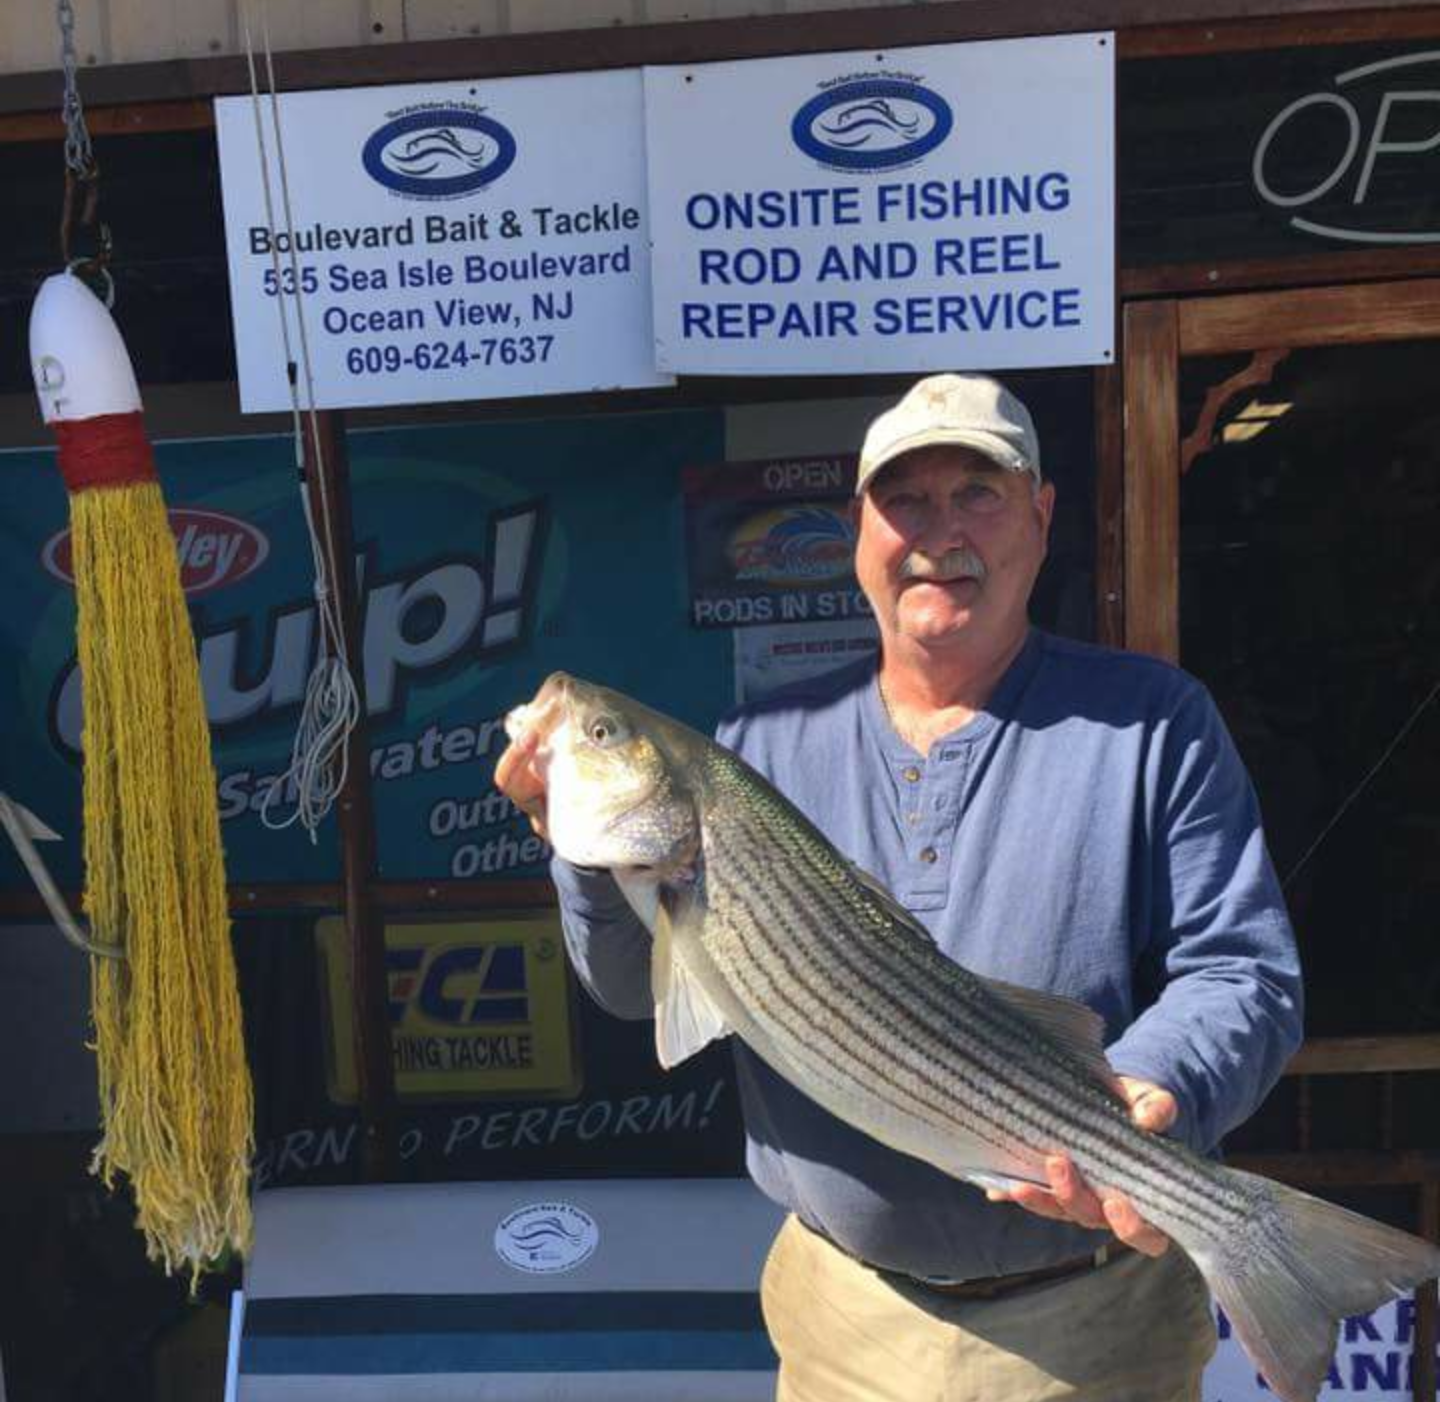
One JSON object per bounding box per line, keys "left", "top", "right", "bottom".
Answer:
{"left": 760, "top": 1216, "right": 1216, "bottom": 1402}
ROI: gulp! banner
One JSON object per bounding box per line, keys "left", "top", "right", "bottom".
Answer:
{"left": 644, "top": 35, "right": 1115, "bottom": 374}
{"left": 214, "top": 70, "right": 670, "bottom": 411}
{"left": 0, "top": 409, "right": 726, "bottom": 892}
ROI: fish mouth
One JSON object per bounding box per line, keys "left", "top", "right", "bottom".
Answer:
{"left": 504, "top": 671, "right": 576, "bottom": 747}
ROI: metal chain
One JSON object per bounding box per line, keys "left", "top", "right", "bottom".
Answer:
{"left": 58, "top": 0, "right": 95, "bottom": 174}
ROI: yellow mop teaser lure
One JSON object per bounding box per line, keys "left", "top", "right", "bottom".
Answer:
{"left": 29, "top": 272, "right": 254, "bottom": 1280}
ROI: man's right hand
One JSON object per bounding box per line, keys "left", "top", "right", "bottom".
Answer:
{"left": 494, "top": 727, "right": 550, "bottom": 840}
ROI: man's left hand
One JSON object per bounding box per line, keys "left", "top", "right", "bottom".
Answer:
{"left": 984, "top": 1076, "right": 1176, "bottom": 1257}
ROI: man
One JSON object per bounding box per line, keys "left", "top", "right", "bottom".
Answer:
{"left": 495, "top": 373, "right": 1303, "bottom": 1401}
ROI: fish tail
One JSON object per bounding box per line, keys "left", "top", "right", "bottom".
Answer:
{"left": 1185, "top": 1168, "right": 1440, "bottom": 1402}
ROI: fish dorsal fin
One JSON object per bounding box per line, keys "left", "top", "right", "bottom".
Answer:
{"left": 649, "top": 882, "right": 731, "bottom": 1070}
{"left": 847, "top": 859, "right": 1122, "bottom": 1102}
{"left": 848, "top": 861, "right": 937, "bottom": 945}
{"left": 979, "top": 975, "right": 1127, "bottom": 1104}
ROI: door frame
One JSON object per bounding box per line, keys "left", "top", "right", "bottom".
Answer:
{"left": 1119, "top": 276, "right": 1440, "bottom": 659}
{"left": 1116, "top": 281, "right": 1440, "bottom": 1402}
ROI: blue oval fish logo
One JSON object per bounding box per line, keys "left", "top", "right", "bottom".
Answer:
{"left": 362, "top": 108, "right": 516, "bottom": 197}
{"left": 494, "top": 1202, "right": 599, "bottom": 1274}
{"left": 792, "top": 79, "right": 952, "bottom": 171}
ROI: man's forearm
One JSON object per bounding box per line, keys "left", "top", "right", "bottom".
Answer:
{"left": 1107, "top": 954, "right": 1302, "bottom": 1153}
{"left": 550, "top": 857, "right": 655, "bottom": 1020}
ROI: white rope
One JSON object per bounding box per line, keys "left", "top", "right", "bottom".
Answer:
{"left": 1282, "top": 678, "right": 1440, "bottom": 890}
{"left": 240, "top": 0, "right": 361, "bottom": 842}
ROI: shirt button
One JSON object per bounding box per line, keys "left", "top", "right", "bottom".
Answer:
{"left": 919, "top": 846, "right": 938, "bottom": 864}
{"left": 903, "top": 765, "right": 921, "bottom": 783}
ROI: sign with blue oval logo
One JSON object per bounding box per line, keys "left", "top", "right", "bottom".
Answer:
{"left": 361, "top": 107, "right": 517, "bottom": 197}
{"left": 645, "top": 36, "right": 1115, "bottom": 375}
{"left": 792, "top": 79, "right": 953, "bottom": 171}
{"left": 214, "top": 70, "right": 668, "bottom": 409}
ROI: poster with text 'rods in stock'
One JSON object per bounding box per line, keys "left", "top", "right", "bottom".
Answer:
{"left": 214, "top": 70, "right": 670, "bottom": 412}
{"left": 645, "top": 34, "right": 1115, "bottom": 375}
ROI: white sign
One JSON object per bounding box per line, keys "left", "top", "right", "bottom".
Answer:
{"left": 644, "top": 35, "right": 1115, "bottom": 375}
{"left": 733, "top": 619, "right": 878, "bottom": 705}
{"left": 1203, "top": 1300, "right": 1423, "bottom": 1400}
{"left": 215, "top": 72, "right": 670, "bottom": 411}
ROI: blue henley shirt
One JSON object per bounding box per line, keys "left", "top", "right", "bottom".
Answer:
{"left": 551, "top": 629, "right": 1303, "bottom": 1281}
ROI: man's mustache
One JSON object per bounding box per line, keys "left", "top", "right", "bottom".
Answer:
{"left": 900, "top": 548, "right": 988, "bottom": 583}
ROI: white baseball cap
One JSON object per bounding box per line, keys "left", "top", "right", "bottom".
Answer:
{"left": 856, "top": 373, "right": 1041, "bottom": 496}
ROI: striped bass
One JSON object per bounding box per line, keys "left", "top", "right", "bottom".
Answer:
{"left": 506, "top": 672, "right": 1440, "bottom": 1402}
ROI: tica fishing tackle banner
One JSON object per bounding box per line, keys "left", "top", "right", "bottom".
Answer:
{"left": 0, "top": 407, "right": 725, "bottom": 892}
{"left": 234, "top": 911, "right": 746, "bottom": 1186}
{"left": 316, "top": 912, "right": 584, "bottom": 1103}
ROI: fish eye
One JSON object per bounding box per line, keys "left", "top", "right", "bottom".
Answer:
{"left": 587, "top": 713, "right": 625, "bottom": 747}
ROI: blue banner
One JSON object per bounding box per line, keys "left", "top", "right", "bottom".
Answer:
{"left": 0, "top": 407, "right": 725, "bottom": 889}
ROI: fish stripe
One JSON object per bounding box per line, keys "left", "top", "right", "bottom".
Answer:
{"left": 700, "top": 763, "right": 1248, "bottom": 1235}
{"left": 706, "top": 828, "right": 1196, "bottom": 1219}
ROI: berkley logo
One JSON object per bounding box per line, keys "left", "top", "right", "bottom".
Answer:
{"left": 42, "top": 509, "right": 269, "bottom": 596}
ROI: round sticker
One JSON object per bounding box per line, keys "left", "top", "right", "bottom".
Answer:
{"left": 494, "top": 1201, "right": 599, "bottom": 1274}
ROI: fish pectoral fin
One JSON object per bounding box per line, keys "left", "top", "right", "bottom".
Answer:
{"left": 649, "top": 879, "right": 730, "bottom": 1070}
{"left": 653, "top": 952, "right": 731, "bottom": 1069}
{"left": 614, "top": 869, "right": 662, "bottom": 933}
{"left": 977, "top": 976, "right": 1127, "bottom": 1105}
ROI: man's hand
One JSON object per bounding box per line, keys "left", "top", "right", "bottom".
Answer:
{"left": 493, "top": 726, "right": 550, "bottom": 840}
{"left": 984, "top": 1076, "right": 1176, "bottom": 1257}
